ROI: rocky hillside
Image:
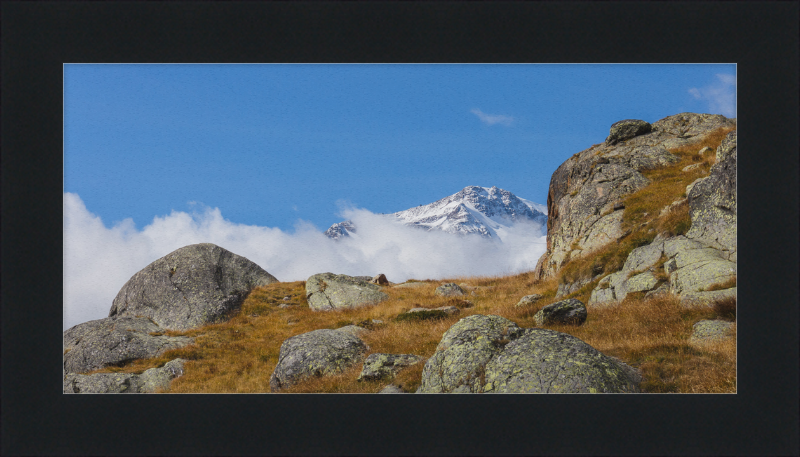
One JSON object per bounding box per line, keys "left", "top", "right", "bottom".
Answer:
{"left": 534, "top": 113, "right": 737, "bottom": 306}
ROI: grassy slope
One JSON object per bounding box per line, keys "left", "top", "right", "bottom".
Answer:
{"left": 90, "top": 126, "right": 737, "bottom": 393}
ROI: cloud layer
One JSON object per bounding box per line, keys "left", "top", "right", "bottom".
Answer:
{"left": 64, "top": 193, "right": 547, "bottom": 330}
{"left": 470, "top": 108, "right": 514, "bottom": 126}
{"left": 688, "top": 73, "right": 737, "bottom": 118}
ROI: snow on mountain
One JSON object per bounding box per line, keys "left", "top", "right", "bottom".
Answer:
{"left": 325, "top": 186, "right": 547, "bottom": 241}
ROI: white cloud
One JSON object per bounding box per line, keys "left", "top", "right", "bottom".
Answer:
{"left": 63, "top": 193, "right": 547, "bottom": 330}
{"left": 688, "top": 73, "right": 737, "bottom": 118}
{"left": 470, "top": 108, "right": 514, "bottom": 126}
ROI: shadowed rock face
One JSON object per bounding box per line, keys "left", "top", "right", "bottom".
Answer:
{"left": 63, "top": 316, "right": 193, "bottom": 374}
{"left": 109, "top": 243, "right": 278, "bottom": 330}
{"left": 416, "top": 315, "right": 640, "bottom": 393}
{"left": 535, "top": 113, "right": 735, "bottom": 280}
{"left": 305, "top": 273, "right": 389, "bottom": 311}
{"left": 533, "top": 298, "right": 587, "bottom": 326}
{"left": 269, "top": 329, "right": 367, "bottom": 391}
{"left": 687, "top": 130, "right": 737, "bottom": 254}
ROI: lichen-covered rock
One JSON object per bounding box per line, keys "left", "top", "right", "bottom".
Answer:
{"left": 687, "top": 130, "right": 736, "bottom": 253}
{"left": 269, "top": 329, "right": 367, "bottom": 391}
{"left": 63, "top": 372, "right": 140, "bottom": 394}
{"left": 137, "top": 358, "right": 187, "bottom": 392}
{"left": 305, "top": 273, "right": 389, "bottom": 311}
{"left": 533, "top": 298, "right": 587, "bottom": 326}
{"left": 109, "top": 243, "right": 278, "bottom": 330}
{"left": 417, "top": 315, "right": 524, "bottom": 393}
{"left": 689, "top": 319, "right": 735, "bottom": 345}
{"left": 515, "top": 294, "right": 544, "bottom": 308}
{"left": 63, "top": 316, "right": 193, "bottom": 374}
{"left": 357, "top": 353, "right": 424, "bottom": 382}
{"left": 625, "top": 272, "right": 660, "bottom": 295}
{"left": 605, "top": 119, "right": 652, "bottom": 145}
{"left": 535, "top": 113, "right": 735, "bottom": 280}
{"left": 483, "top": 329, "right": 641, "bottom": 393}
{"left": 63, "top": 358, "right": 187, "bottom": 393}
{"left": 669, "top": 248, "right": 736, "bottom": 295}
{"left": 434, "top": 283, "right": 466, "bottom": 297}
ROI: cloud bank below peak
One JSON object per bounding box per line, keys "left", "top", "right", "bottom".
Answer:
{"left": 64, "top": 193, "right": 547, "bottom": 330}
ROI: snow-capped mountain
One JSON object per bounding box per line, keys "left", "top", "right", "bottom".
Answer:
{"left": 325, "top": 186, "right": 547, "bottom": 240}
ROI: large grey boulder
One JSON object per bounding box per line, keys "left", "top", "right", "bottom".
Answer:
{"left": 357, "top": 353, "right": 424, "bottom": 382}
{"left": 417, "top": 315, "right": 525, "bottom": 393}
{"left": 435, "top": 283, "right": 466, "bottom": 297}
{"left": 305, "top": 273, "right": 389, "bottom": 311}
{"left": 605, "top": 119, "right": 652, "bottom": 145}
{"left": 535, "top": 113, "right": 735, "bottom": 280}
{"left": 269, "top": 329, "right": 368, "bottom": 391}
{"left": 483, "top": 329, "right": 641, "bottom": 393}
{"left": 63, "top": 358, "right": 187, "bottom": 393}
{"left": 417, "top": 315, "right": 640, "bottom": 393}
{"left": 63, "top": 316, "right": 193, "bottom": 374}
{"left": 687, "top": 130, "right": 737, "bottom": 254}
{"left": 109, "top": 243, "right": 278, "bottom": 330}
{"left": 533, "top": 299, "right": 587, "bottom": 326}
{"left": 689, "top": 320, "right": 735, "bottom": 345}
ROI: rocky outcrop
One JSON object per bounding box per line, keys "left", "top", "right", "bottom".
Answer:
{"left": 535, "top": 113, "right": 735, "bottom": 280}
{"left": 605, "top": 119, "right": 652, "bottom": 145}
{"left": 109, "top": 243, "right": 278, "bottom": 330}
{"left": 408, "top": 306, "right": 460, "bottom": 316}
{"left": 588, "top": 235, "right": 736, "bottom": 307}
{"left": 434, "top": 283, "right": 466, "bottom": 297}
{"left": 63, "top": 316, "right": 193, "bottom": 374}
{"left": 416, "top": 315, "right": 640, "bottom": 393}
{"left": 379, "top": 384, "right": 406, "bottom": 393}
{"left": 305, "top": 273, "right": 389, "bottom": 311}
{"left": 533, "top": 298, "right": 587, "bottom": 326}
{"left": 370, "top": 273, "right": 390, "bottom": 285}
{"left": 269, "top": 329, "right": 368, "bottom": 391}
{"left": 689, "top": 320, "right": 735, "bottom": 345}
{"left": 63, "top": 358, "right": 187, "bottom": 393}
{"left": 686, "top": 130, "right": 737, "bottom": 255}
{"left": 357, "top": 353, "right": 424, "bottom": 381}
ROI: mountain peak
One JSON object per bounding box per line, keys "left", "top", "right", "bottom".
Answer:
{"left": 325, "top": 186, "right": 546, "bottom": 240}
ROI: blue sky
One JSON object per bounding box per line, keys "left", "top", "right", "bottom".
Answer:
{"left": 63, "top": 64, "right": 736, "bottom": 328}
{"left": 64, "top": 64, "right": 736, "bottom": 232}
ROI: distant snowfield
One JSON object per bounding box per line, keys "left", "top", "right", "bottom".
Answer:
{"left": 63, "top": 192, "right": 548, "bottom": 330}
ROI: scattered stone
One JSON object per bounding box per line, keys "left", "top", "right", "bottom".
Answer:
{"left": 278, "top": 303, "right": 294, "bottom": 309}
{"left": 370, "top": 274, "right": 390, "bottom": 285}
{"left": 305, "top": 273, "right": 389, "bottom": 311}
{"left": 283, "top": 296, "right": 291, "bottom": 301}
{"left": 269, "top": 329, "right": 367, "bottom": 391}
{"left": 109, "top": 243, "right": 278, "bottom": 330}
{"left": 371, "top": 319, "right": 384, "bottom": 324}
{"left": 689, "top": 319, "right": 735, "bottom": 345}
{"left": 434, "top": 283, "right": 466, "bottom": 297}
{"left": 682, "top": 163, "right": 702, "bottom": 172}
{"left": 698, "top": 146, "right": 712, "bottom": 155}
{"left": 63, "top": 316, "right": 193, "bottom": 374}
{"left": 605, "top": 119, "right": 652, "bottom": 145}
{"left": 138, "top": 359, "right": 188, "bottom": 393}
{"left": 357, "top": 353, "right": 424, "bottom": 381}
{"left": 533, "top": 298, "right": 588, "bottom": 326}
{"left": 613, "top": 202, "right": 625, "bottom": 210}
{"left": 685, "top": 177, "right": 706, "bottom": 196}
{"left": 379, "top": 385, "right": 406, "bottom": 393}
{"left": 659, "top": 198, "right": 687, "bottom": 217}
{"left": 408, "top": 306, "right": 460, "bottom": 316}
